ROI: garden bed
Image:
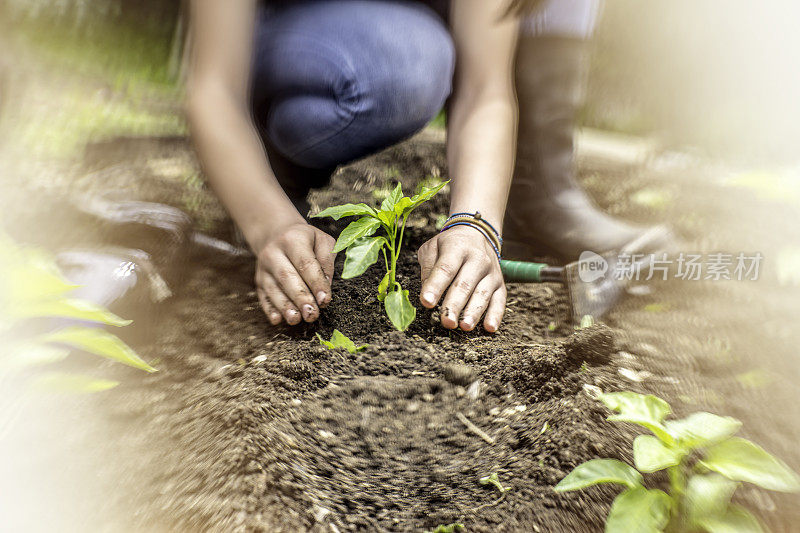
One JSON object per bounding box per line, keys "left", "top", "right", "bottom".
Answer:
{"left": 5, "top": 132, "right": 800, "bottom": 532}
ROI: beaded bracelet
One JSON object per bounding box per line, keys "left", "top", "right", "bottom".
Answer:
{"left": 446, "top": 212, "right": 502, "bottom": 242}
{"left": 443, "top": 215, "right": 503, "bottom": 250}
{"left": 440, "top": 211, "right": 503, "bottom": 262}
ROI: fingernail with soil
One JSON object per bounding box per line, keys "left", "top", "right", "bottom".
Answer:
{"left": 302, "top": 304, "right": 316, "bottom": 321}
{"left": 269, "top": 313, "right": 281, "bottom": 325}
{"left": 442, "top": 309, "right": 455, "bottom": 327}
{"left": 286, "top": 309, "right": 300, "bottom": 324}
{"left": 422, "top": 292, "right": 435, "bottom": 306}
{"left": 316, "top": 291, "right": 328, "bottom": 306}
{"left": 485, "top": 321, "right": 498, "bottom": 333}
{"left": 461, "top": 316, "right": 475, "bottom": 330}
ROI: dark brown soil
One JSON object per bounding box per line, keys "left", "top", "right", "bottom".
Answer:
{"left": 4, "top": 132, "right": 800, "bottom": 532}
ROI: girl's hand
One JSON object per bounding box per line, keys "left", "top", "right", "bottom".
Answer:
{"left": 417, "top": 225, "right": 506, "bottom": 333}
{"left": 254, "top": 222, "right": 336, "bottom": 326}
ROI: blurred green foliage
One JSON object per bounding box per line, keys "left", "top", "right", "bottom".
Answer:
{"left": 1, "top": 232, "right": 156, "bottom": 393}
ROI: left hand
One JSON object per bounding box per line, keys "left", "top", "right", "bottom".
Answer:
{"left": 417, "top": 225, "right": 507, "bottom": 332}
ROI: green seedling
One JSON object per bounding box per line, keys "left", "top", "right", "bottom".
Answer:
{"left": 480, "top": 472, "right": 510, "bottom": 493}
{"left": 579, "top": 315, "right": 595, "bottom": 329}
{"left": 428, "top": 523, "right": 464, "bottom": 533}
{"left": 316, "top": 329, "right": 366, "bottom": 353}
{"left": 555, "top": 391, "right": 800, "bottom": 533}
{"left": 313, "top": 180, "right": 448, "bottom": 331}
{"left": 540, "top": 421, "right": 550, "bottom": 434}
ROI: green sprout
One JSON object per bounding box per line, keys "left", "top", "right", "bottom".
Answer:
{"left": 313, "top": 180, "right": 448, "bottom": 331}
{"left": 316, "top": 329, "right": 366, "bottom": 354}
{"left": 428, "top": 524, "right": 464, "bottom": 533}
{"left": 479, "top": 472, "right": 510, "bottom": 494}
{"left": 555, "top": 391, "right": 800, "bottom": 532}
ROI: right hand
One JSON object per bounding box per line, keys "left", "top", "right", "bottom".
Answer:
{"left": 254, "top": 222, "right": 336, "bottom": 326}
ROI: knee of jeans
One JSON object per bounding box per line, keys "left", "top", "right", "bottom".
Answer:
{"left": 369, "top": 27, "right": 455, "bottom": 132}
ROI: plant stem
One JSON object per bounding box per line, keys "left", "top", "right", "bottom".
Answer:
{"left": 387, "top": 219, "right": 398, "bottom": 287}
{"left": 381, "top": 246, "right": 390, "bottom": 273}
{"left": 391, "top": 214, "right": 409, "bottom": 289}
{"left": 667, "top": 464, "right": 686, "bottom": 528}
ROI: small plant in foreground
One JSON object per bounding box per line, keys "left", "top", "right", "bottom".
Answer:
{"left": 316, "top": 329, "right": 366, "bottom": 353}
{"left": 480, "top": 472, "right": 510, "bottom": 493}
{"left": 313, "top": 180, "right": 448, "bottom": 331}
{"left": 428, "top": 523, "right": 464, "bottom": 533}
{"left": 578, "top": 315, "right": 595, "bottom": 329}
{"left": 555, "top": 391, "right": 800, "bottom": 532}
{"left": 1, "top": 233, "right": 155, "bottom": 393}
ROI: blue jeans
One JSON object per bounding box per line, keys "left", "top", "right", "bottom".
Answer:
{"left": 251, "top": 0, "right": 454, "bottom": 208}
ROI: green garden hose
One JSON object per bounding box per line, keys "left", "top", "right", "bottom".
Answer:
{"left": 500, "top": 259, "right": 565, "bottom": 283}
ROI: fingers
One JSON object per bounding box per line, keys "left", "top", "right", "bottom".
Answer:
{"left": 267, "top": 252, "right": 320, "bottom": 322}
{"left": 440, "top": 259, "right": 490, "bottom": 329}
{"left": 458, "top": 277, "right": 499, "bottom": 332}
{"left": 283, "top": 231, "right": 330, "bottom": 310}
{"left": 420, "top": 242, "right": 464, "bottom": 309}
{"left": 257, "top": 286, "right": 282, "bottom": 326}
{"left": 256, "top": 269, "right": 302, "bottom": 325}
{"left": 483, "top": 285, "right": 507, "bottom": 333}
{"left": 418, "top": 238, "right": 438, "bottom": 284}
{"left": 313, "top": 231, "right": 336, "bottom": 307}
{"left": 255, "top": 225, "right": 338, "bottom": 326}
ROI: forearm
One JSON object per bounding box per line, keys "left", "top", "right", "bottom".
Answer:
{"left": 187, "top": 87, "right": 304, "bottom": 251}
{"left": 446, "top": 93, "right": 517, "bottom": 233}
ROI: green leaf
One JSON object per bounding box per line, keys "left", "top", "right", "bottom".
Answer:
{"left": 316, "top": 329, "right": 367, "bottom": 354}
{"left": 0, "top": 241, "right": 78, "bottom": 304}
{"left": 43, "top": 326, "right": 157, "bottom": 373}
{"left": 554, "top": 459, "right": 643, "bottom": 492}
{"left": 633, "top": 435, "right": 683, "bottom": 473}
{"left": 685, "top": 473, "right": 739, "bottom": 525}
{"left": 384, "top": 288, "right": 416, "bottom": 331}
{"left": 605, "top": 487, "right": 672, "bottom": 533}
{"left": 377, "top": 210, "right": 396, "bottom": 227}
{"left": 665, "top": 412, "right": 742, "bottom": 449}
{"left": 334, "top": 217, "right": 381, "bottom": 253}
{"left": 393, "top": 197, "right": 414, "bottom": 216}
{"left": 701, "top": 437, "right": 800, "bottom": 492}
{"left": 380, "top": 182, "right": 403, "bottom": 212}
{"left": 479, "top": 472, "right": 510, "bottom": 493}
{"left": 392, "top": 179, "right": 449, "bottom": 217}
{"left": 377, "top": 272, "right": 390, "bottom": 303}
{"left": 697, "top": 505, "right": 764, "bottom": 533}
{"left": 342, "top": 237, "right": 384, "bottom": 279}
{"left": 11, "top": 298, "right": 132, "bottom": 326}
{"left": 32, "top": 372, "right": 119, "bottom": 393}
{"left": 428, "top": 524, "right": 464, "bottom": 533}
{"left": 599, "top": 392, "right": 673, "bottom": 444}
{"left": 311, "top": 203, "right": 376, "bottom": 220}
{"left": 408, "top": 180, "right": 448, "bottom": 209}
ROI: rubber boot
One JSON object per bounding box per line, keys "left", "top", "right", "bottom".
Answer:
{"left": 504, "top": 36, "right": 671, "bottom": 262}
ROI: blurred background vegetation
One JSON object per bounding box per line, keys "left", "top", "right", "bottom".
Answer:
{"left": 2, "top": 0, "right": 799, "bottom": 163}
